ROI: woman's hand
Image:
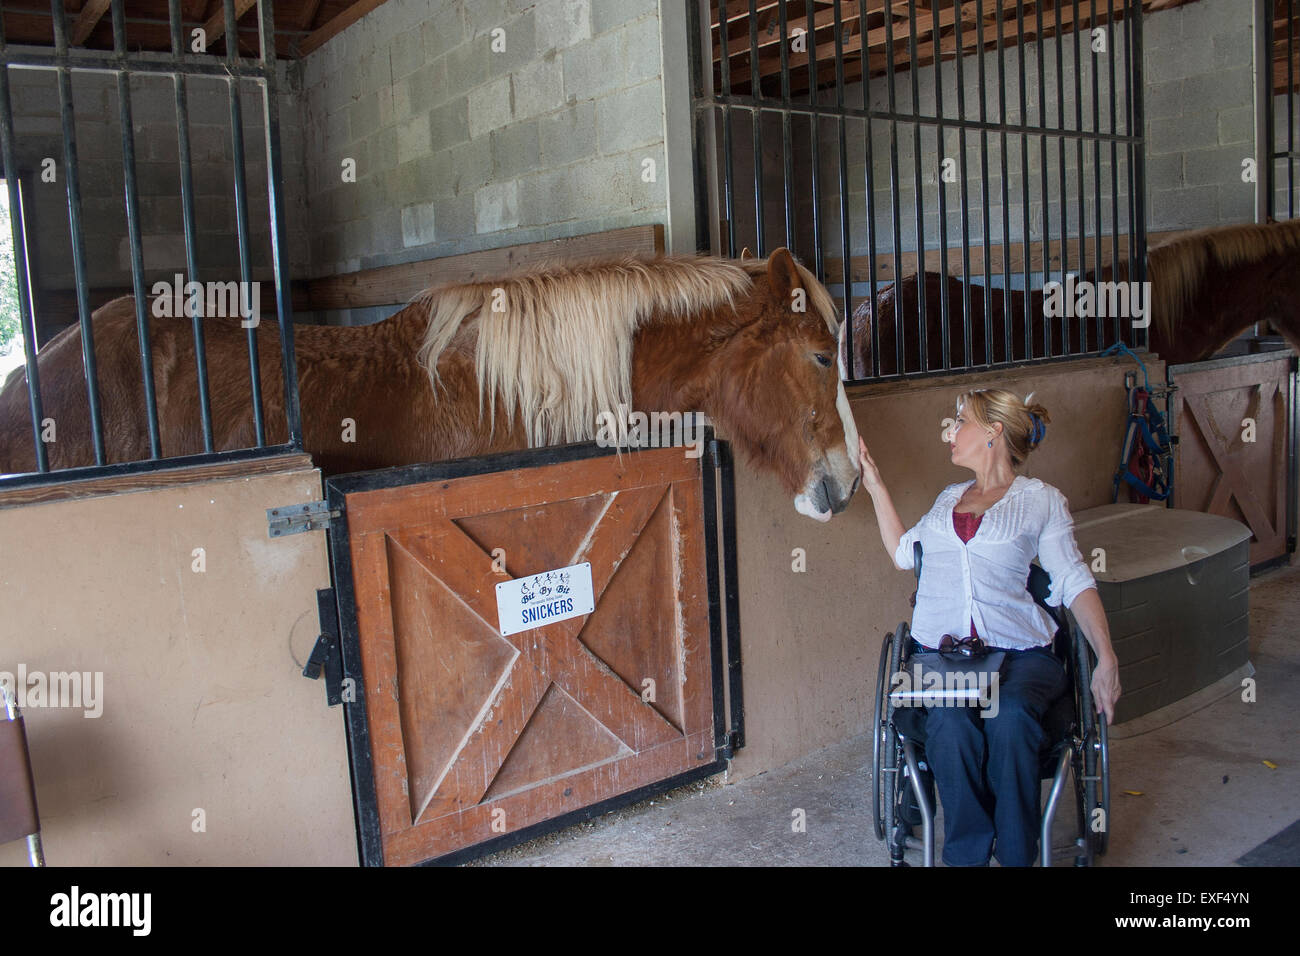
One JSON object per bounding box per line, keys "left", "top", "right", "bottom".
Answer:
{"left": 858, "top": 436, "right": 884, "bottom": 493}
{"left": 1090, "top": 653, "right": 1121, "bottom": 726}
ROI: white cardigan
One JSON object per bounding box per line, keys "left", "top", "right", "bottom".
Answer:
{"left": 895, "top": 475, "right": 1098, "bottom": 650}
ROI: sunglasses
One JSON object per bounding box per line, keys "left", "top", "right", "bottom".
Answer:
{"left": 939, "top": 634, "right": 988, "bottom": 656}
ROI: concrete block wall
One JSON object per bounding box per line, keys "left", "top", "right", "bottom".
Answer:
{"left": 7, "top": 62, "right": 309, "bottom": 299}
{"left": 299, "top": 0, "right": 669, "bottom": 324}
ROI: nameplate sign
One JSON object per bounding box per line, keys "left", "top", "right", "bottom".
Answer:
{"left": 495, "top": 562, "right": 595, "bottom": 637}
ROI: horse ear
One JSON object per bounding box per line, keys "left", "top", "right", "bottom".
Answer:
{"left": 740, "top": 247, "right": 753, "bottom": 260}
{"left": 766, "top": 247, "right": 802, "bottom": 300}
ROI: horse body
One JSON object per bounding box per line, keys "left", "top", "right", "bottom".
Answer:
{"left": 0, "top": 249, "right": 862, "bottom": 521}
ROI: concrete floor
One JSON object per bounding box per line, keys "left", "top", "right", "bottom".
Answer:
{"left": 472, "top": 560, "right": 1300, "bottom": 867}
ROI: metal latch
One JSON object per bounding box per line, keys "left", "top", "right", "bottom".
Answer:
{"left": 267, "top": 500, "right": 340, "bottom": 537}
{"left": 304, "top": 588, "right": 345, "bottom": 707}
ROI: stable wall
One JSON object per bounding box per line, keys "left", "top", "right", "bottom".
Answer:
{"left": 0, "top": 456, "right": 349, "bottom": 865}
{"left": 726, "top": 354, "right": 1156, "bottom": 779}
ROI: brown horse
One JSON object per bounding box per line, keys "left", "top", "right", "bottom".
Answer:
{"left": 0, "top": 248, "right": 862, "bottom": 521}
{"left": 842, "top": 219, "right": 1300, "bottom": 376}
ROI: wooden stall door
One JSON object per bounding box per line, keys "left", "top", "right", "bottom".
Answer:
{"left": 328, "top": 444, "right": 729, "bottom": 865}
{"left": 1168, "top": 353, "right": 1294, "bottom": 566}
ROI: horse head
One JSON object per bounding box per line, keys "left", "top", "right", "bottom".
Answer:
{"left": 710, "top": 248, "right": 862, "bottom": 521}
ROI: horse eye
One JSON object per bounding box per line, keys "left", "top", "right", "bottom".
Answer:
{"left": 814, "top": 353, "right": 832, "bottom": 367}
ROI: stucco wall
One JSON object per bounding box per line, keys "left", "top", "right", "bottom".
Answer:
{"left": 0, "top": 459, "right": 349, "bottom": 865}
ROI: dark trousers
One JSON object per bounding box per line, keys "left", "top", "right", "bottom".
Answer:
{"left": 919, "top": 643, "right": 1068, "bottom": 866}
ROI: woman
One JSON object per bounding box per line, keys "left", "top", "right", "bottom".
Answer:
{"left": 860, "top": 387, "right": 1121, "bottom": 867}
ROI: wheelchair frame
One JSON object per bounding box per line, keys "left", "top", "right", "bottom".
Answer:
{"left": 871, "top": 541, "right": 1111, "bottom": 867}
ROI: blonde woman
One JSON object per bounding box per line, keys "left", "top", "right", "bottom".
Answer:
{"left": 860, "top": 388, "right": 1121, "bottom": 867}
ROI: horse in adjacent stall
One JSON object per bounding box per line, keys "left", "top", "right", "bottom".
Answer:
{"left": 841, "top": 219, "right": 1300, "bottom": 377}
{"left": 0, "top": 248, "right": 862, "bottom": 522}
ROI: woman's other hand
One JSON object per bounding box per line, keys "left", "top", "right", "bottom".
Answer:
{"left": 858, "top": 436, "right": 883, "bottom": 493}
{"left": 1091, "top": 652, "right": 1121, "bottom": 726}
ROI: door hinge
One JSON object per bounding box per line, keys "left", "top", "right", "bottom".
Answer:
{"left": 267, "top": 500, "right": 340, "bottom": 537}
{"left": 304, "top": 588, "right": 345, "bottom": 707}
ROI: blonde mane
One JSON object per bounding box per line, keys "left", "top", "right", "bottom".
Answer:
{"left": 1149, "top": 218, "right": 1300, "bottom": 343}
{"left": 414, "top": 252, "right": 838, "bottom": 447}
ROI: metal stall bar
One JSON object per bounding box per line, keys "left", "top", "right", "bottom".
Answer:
{"left": 1073, "top": 0, "right": 1087, "bottom": 353}
{"left": 1056, "top": 0, "right": 1070, "bottom": 355}
{"left": 1090, "top": 0, "right": 1103, "bottom": 352}
{"left": 906, "top": 0, "right": 928, "bottom": 370}
{"left": 809, "top": 0, "right": 825, "bottom": 279}
{"left": 1131, "top": 0, "right": 1147, "bottom": 350}
{"left": 778, "top": 0, "right": 794, "bottom": 249}
{"left": 718, "top": 0, "right": 737, "bottom": 257}
{"left": 980, "top": 0, "right": 995, "bottom": 363}
{"left": 1017, "top": 1, "right": 1032, "bottom": 362}
{"left": 857, "top": 0, "right": 881, "bottom": 380}
{"left": 884, "top": 0, "right": 905, "bottom": 377}
{"left": 168, "top": 0, "right": 214, "bottom": 452}
{"left": 954, "top": 0, "right": 973, "bottom": 371}
{"left": 112, "top": 0, "right": 161, "bottom": 460}
{"left": 1289, "top": 0, "right": 1296, "bottom": 219}
{"left": 746, "top": 0, "right": 764, "bottom": 254}
{"left": 1109, "top": 0, "right": 1121, "bottom": 348}
{"left": 0, "top": 17, "right": 47, "bottom": 471}
{"left": 225, "top": 0, "right": 265, "bottom": 446}
{"left": 997, "top": 0, "right": 1011, "bottom": 363}
{"left": 932, "top": 1, "right": 951, "bottom": 372}
{"left": 50, "top": 0, "right": 106, "bottom": 465}
{"left": 1038, "top": 0, "right": 1053, "bottom": 356}
{"left": 833, "top": 0, "right": 852, "bottom": 336}
{"left": 1125, "top": 0, "right": 1136, "bottom": 291}
{"left": 256, "top": 0, "right": 302, "bottom": 445}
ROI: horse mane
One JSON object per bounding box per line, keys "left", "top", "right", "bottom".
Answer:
{"left": 1149, "top": 218, "right": 1300, "bottom": 343}
{"left": 413, "top": 252, "right": 838, "bottom": 447}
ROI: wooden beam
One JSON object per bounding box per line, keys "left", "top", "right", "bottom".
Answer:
{"left": 203, "top": 0, "right": 257, "bottom": 46}
{"left": 298, "top": 0, "right": 388, "bottom": 57}
{"left": 300, "top": 0, "right": 326, "bottom": 31}
{"left": 302, "top": 225, "right": 666, "bottom": 310}
{"left": 70, "top": 0, "right": 112, "bottom": 46}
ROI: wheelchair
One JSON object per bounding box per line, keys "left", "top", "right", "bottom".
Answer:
{"left": 871, "top": 541, "right": 1111, "bottom": 866}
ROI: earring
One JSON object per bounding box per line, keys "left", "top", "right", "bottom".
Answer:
{"left": 987, "top": 434, "right": 994, "bottom": 448}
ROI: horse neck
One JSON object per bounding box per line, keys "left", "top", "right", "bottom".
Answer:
{"left": 629, "top": 312, "right": 720, "bottom": 412}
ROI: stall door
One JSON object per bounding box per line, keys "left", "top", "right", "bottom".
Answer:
{"left": 1168, "top": 353, "right": 1295, "bottom": 566}
{"left": 324, "top": 439, "right": 738, "bottom": 865}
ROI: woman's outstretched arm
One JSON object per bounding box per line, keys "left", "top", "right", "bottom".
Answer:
{"left": 859, "top": 437, "right": 907, "bottom": 569}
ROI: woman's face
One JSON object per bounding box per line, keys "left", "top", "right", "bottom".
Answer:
{"left": 948, "top": 408, "right": 988, "bottom": 467}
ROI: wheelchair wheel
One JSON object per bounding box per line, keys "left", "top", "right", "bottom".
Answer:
{"left": 871, "top": 628, "right": 896, "bottom": 842}
{"left": 1074, "top": 627, "right": 1111, "bottom": 861}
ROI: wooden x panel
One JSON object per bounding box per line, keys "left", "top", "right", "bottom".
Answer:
{"left": 343, "top": 446, "right": 720, "bottom": 864}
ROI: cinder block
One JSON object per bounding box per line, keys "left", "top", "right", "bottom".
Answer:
{"left": 396, "top": 113, "right": 432, "bottom": 164}
{"left": 398, "top": 60, "right": 447, "bottom": 120}
{"left": 1183, "top": 145, "right": 1245, "bottom": 187}
{"left": 401, "top": 199, "right": 438, "bottom": 246}
{"left": 1149, "top": 111, "right": 1216, "bottom": 156}
{"left": 1212, "top": 27, "right": 1252, "bottom": 71}
{"left": 428, "top": 96, "right": 470, "bottom": 150}
{"left": 349, "top": 91, "right": 382, "bottom": 142}
{"left": 595, "top": 81, "right": 662, "bottom": 153}
{"left": 390, "top": 28, "right": 427, "bottom": 83}
{"left": 512, "top": 56, "right": 564, "bottom": 121}
{"left": 538, "top": 100, "right": 596, "bottom": 165}
{"left": 434, "top": 191, "right": 477, "bottom": 240}
{"left": 1217, "top": 105, "right": 1253, "bottom": 147}
{"left": 491, "top": 119, "right": 540, "bottom": 179}
{"left": 517, "top": 167, "right": 572, "bottom": 226}
{"left": 476, "top": 179, "right": 519, "bottom": 232}
{"left": 561, "top": 27, "right": 622, "bottom": 101}
{"left": 1147, "top": 184, "right": 1218, "bottom": 230}
{"left": 422, "top": 2, "right": 467, "bottom": 60}
{"left": 444, "top": 39, "right": 492, "bottom": 93}
{"left": 537, "top": 0, "right": 591, "bottom": 51}
{"left": 467, "top": 75, "right": 513, "bottom": 138}
{"left": 464, "top": 0, "right": 512, "bottom": 38}
{"left": 591, "top": 0, "right": 654, "bottom": 36}
{"left": 622, "top": 15, "right": 661, "bottom": 86}
{"left": 1181, "top": 69, "right": 1252, "bottom": 113}
{"left": 1146, "top": 152, "right": 1182, "bottom": 191}
{"left": 446, "top": 135, "right": 494, "bottom": 196}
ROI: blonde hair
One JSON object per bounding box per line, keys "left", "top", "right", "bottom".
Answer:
{"left": 955, "top": 387, "right": 1051, "bottom": 467}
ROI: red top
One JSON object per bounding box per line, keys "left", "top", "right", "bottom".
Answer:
{"left": 952, "top": 510, "right": 984, "bottom": 638}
